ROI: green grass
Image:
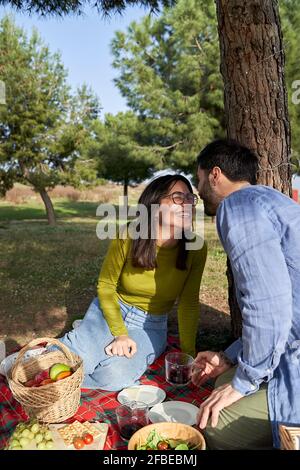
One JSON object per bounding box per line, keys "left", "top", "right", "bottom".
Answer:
{"left": 0, "top": 198, "right": 230, "bottom": 352}
{"left": 0, "top": 199, "right": 100, "bottom": 221}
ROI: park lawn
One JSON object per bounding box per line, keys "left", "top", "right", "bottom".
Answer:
{"left": 0, "top": 199, "right": 231, "bottom": 353}
{"left": 0, "top": 199, "right": 101, "bottom": 221}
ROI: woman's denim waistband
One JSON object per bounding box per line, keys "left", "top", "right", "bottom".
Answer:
{"left": 118, "top": 298, "right": 168, "bottom": 330}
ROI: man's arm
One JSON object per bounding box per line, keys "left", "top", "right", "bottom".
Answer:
{"left": 224, "top": 338, "right": 243, "bottom": 365}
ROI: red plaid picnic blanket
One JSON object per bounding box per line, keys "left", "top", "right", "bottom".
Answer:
{"left": 0, "top": 337, "right": 213, "bottom": 450}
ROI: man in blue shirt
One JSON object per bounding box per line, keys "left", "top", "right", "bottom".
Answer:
{"left": 193, "top": 139, "right": 300, "bottom": 449}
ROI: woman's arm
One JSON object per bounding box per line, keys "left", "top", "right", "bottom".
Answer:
{"left": 177, "top": 241, "right": 207, "bottom": 357}
{"left": 97, "top": 236, "right": 130, "bottom": 337}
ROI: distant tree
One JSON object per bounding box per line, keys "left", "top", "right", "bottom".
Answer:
{"left": 0, "top": 0, "right": 175, "bottom": 16}
{"left": 111, "top": 0, "right": 224, "bottom": 173}
{"left": 68, "top": 84, "right": 103, "bottom": 188}
{"left": 92, "top": 112, "right": 156, "bottom": 197}
{"left": 0, "top": 16, "right": 101, "bottom": 225}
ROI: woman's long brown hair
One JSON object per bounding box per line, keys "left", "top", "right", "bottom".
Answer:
{"left": 130, "top": 174, "right": 194, "bottom": 270}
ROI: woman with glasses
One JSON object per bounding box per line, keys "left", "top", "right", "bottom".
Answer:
{"left": 58, "top": 174, "right": 207, "bottom": 390}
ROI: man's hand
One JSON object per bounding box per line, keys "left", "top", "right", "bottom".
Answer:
{"left": 105, "top": 335, "right": 137, "bottom": 358}
{"left": 191, "top": 351, "right": 232, "bottom": 386}
{"left": 197, "top": 383, "right": 243, "bottom": 429}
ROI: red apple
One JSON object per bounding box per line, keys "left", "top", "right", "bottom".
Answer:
{"left": 33, "top": 369, "right": 50, "bottom": 385}
{"left": 24, "top": 379, "right": 36, "bottom": 387}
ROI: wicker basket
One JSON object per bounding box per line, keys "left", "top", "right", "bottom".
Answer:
{"left": 279, "top": 425, "right": 300, "bottom": 450}
{"left": 8, "top": 337, "right": 84, "bottom": 423}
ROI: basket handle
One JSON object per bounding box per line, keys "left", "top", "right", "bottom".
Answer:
{"left": 11, "top": 337, "right": 76, "bottom": 382}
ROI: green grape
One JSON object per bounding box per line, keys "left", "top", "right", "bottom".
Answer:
{"left": 10, "top": 439, "right": 21, "bottom": 448}
{"left": 37, "top": 442, "right": 46, "bottom": 450}
{"left": 34, "top": 433, "right": 43, "bottom": 444}
{"left": 44, "top": 431, "right": 53, "bottom": 441}
{"left": 31, "top": 423, "right": 40, "bottom": 434}
{"left": 45, "top": 441, "right": 54, "bottom": 450}
{"left": 19, "top": 437, "right": 30, "bottom": 448}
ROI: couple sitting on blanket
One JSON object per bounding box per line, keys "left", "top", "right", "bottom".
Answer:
{"left": 59, "top": 139, "right": 300, "bottom": 450}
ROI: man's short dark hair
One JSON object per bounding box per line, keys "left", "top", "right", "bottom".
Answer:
{"left": 197, "top": 139, "right": 259, "bottom": 185}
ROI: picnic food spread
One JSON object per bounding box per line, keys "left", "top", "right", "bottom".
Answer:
{"left": 136, "top": 429, "right": 194, "bottom": 450}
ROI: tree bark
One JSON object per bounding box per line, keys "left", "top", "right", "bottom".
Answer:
{"left": 39, "top": 188, "right": 56, "bottom": 226}
{"left": 123, "top": 180, "right": 128, "bottom": 199}
{"left": 216, "top": 0, "right": 292, "bottom": 338}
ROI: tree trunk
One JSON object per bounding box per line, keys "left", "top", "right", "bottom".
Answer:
{"left": 39, "top": 188, "right": 56, "bottom": 226}
{"left": 216, "top": 0, "right": 292, "bottom": 338}
{"left": 123, "top": 180, "right": 128, "bottom": 199}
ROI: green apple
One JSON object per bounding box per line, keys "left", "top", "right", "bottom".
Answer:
{"left": 49, "top": 363, "right": 71, "bottom": 381}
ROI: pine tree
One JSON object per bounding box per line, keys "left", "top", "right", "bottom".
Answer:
{"left": 0, "top": 0, "right": 175, "bottom": 16}
{"left": 111, "top": 0, "right": 224, "bottom": 173}
{"left": 92, "top": 112, "right": 156, "bottom": 197}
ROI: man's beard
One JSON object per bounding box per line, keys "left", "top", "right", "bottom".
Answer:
{"left": 200, "top": 183, "right": 220, "bottom": 216}
{"left": 203, "top": 200, "right": 217, "bottom": 216}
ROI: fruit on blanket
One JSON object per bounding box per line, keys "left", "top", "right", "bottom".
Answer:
{"left": 55, "top": 370, "right": 72, "bottom": 381}
{"left": 6, "top": 420, "right": 54, "bottom": 450}
{"left": 49, "top": 363, "right": 71, "bottom": 381}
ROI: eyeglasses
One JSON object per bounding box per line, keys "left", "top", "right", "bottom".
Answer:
{"left": 164, "top": 191, "right": 198, "bottom": 206}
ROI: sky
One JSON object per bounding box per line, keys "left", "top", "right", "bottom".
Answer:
{"left": 0, "top": 5, "right": 148, "bottom": 115}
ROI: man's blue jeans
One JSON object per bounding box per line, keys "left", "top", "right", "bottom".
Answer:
{"left": 58, "top": 297, "right": 168, "bottom": 391}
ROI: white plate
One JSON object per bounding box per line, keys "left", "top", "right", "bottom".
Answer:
{"left": 148, "top": 401, "right": 199, "bottom": 426}
{"left": 117, "top": 385, "right": 166, "bottom": 408}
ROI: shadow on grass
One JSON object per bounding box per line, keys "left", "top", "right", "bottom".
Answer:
{"left": 168, "top": 303, "right": 233, "bottom": 352}
{"left": 4, "top": 300, "right": 232, "bottom": 355}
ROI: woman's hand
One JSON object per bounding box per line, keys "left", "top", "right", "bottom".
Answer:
{"left": 191, "top": 351, "right": 233, "bottom": 386}
{"left": 105, "top": 335, "right": 137, "bottom": 358}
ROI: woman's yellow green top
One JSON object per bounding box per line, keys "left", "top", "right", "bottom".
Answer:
{"left": 97, "top": 236, "right": 207, "bottom": 357}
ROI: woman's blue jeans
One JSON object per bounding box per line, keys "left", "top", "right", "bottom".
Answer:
{"left": 58, "top": 297, "right": 168, "bottom": 391}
